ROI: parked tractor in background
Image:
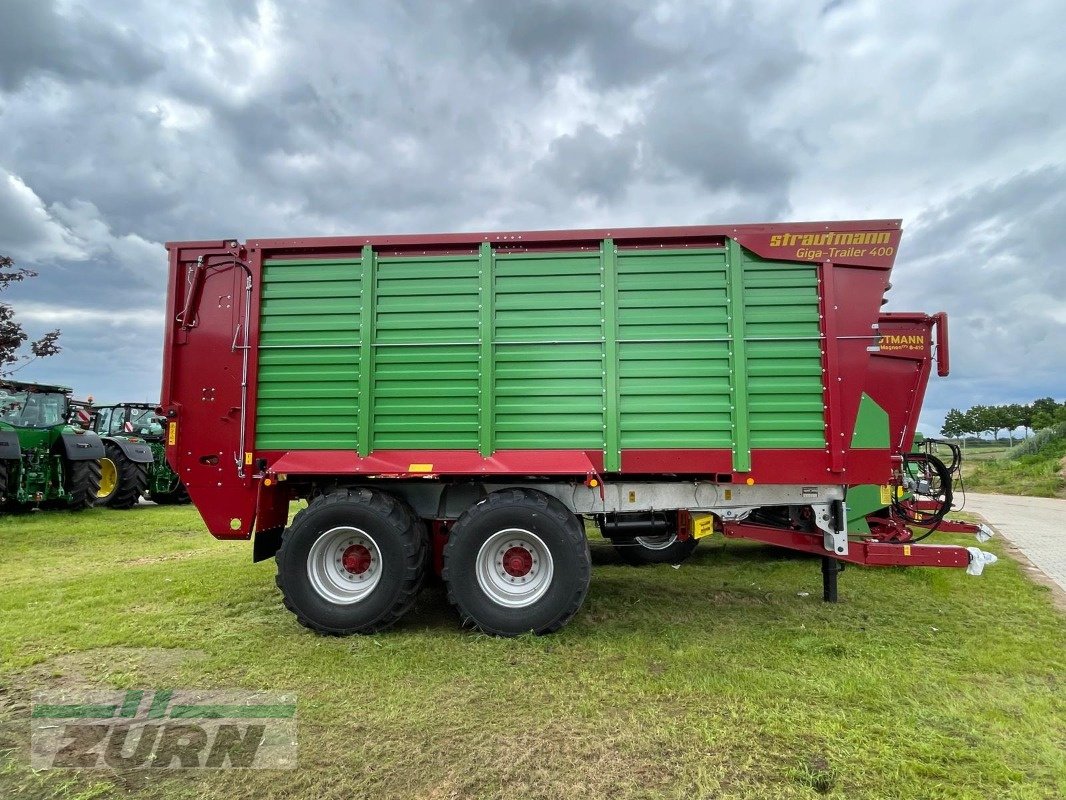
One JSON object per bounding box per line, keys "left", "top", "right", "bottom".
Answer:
{"left": 91, "top": 403, "right": 189, "bottom": 508}
{"left": 0, "top": 380, "right": 104, "bottom": 511}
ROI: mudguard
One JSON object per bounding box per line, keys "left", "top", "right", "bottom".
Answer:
{"left": 0, "top": 429, "right": 21, "bottom": 460}
{"left": 58, "top": 430, "right": 106, "bottom": 461}
{"left": 102, "top": 435, "right": 154, "bottom": 464}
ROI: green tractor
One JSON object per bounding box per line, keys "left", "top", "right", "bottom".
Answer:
{"left": 0, "top": 380, "right": 104, "bottom": 511}
{"left": 91, "top": 403, "right": 189, "bottom": 507}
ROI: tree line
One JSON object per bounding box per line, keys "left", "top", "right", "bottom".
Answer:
{"left": 940, "top": 398, "right": 1065, "bottom": 443}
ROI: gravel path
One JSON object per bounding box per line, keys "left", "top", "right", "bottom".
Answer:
{"left": 962, "top": 493, "right": 1066, "bottom": 593}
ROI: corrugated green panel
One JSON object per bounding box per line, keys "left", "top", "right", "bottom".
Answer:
{"left": 372, "top": 256, "right": 481, "bottom": 449}
{"left": 494, "top": 254, "right": 603, "bottom": 344}
{"left": 493, "top": 252, "right": 605, "bottom": 450}
{"left": 255, "top": 258, "right": 361, "bottom": 449}
{"left": 617, "top": 249, "right": 733, "bottom": 449}
{"left": 253, "top": 242, "right": 829, "bottom": 460}
{"left": 741, "top": 254, "right": 827, "bottom": 450}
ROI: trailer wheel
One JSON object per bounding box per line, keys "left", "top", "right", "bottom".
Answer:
{"left": 95, "top": 442, "right": 149, "bottom": 509}
{"left": 65, "top": 459, "right": 102, "bottom": 511}
{"left": 275, "top": 488, "right": 427, "bottom": 634}
{"left": 443, "top": 488, "right": 590, "bottom": 637}
{"left": 613, "top": 533, "right": 699, "bottom": 566}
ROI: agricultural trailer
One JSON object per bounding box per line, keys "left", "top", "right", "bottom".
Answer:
{"left": 91, "top": 403, "right": 190, "bottom": 509}
{"left": 161, "top": 220, "right": 996, "bottom": 636}
{"left": 0, "top": 380, "right": 104, "bottom": 511}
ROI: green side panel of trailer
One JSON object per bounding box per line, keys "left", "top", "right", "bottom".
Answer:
{"left": 253, "top": 243, "right": 828, "bottom": 463}
{"left": 256, "top": 258, "right": 362, "bottom": 449}
{"left": 616, "top": 248, "right": 732, "bottom": 451}
{"left": 494, "top": 250, "right": 606, "bottom": 451}
{"left": 742, "top": 250, "right": 827, "bottom": 453}
{"left": 373, "top": 254, "right": 482, "bottom": 450}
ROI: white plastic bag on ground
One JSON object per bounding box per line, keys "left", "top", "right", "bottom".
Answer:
{"left": 965, "top": 547, "right": 998, "bottom": 576}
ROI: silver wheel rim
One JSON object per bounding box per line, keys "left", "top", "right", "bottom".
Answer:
{"left": 306, "top": 526, "right": 383, "bottom": 604}
{"left": 633, "top": 533, "right": 678, "bottom": 551}
{"left": 475, "top": 528, "right": 554, "bottom": 609}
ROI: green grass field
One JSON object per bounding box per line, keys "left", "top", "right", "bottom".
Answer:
{"left": 1, "top": 505, "right": 1063, "bottom": 799}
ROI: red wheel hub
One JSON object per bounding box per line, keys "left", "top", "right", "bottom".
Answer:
{"left": 342, "top": 544, "right": 372, "bottom": 575}
{"left": 502, "top": 546, "right": 533, "bottom": 577}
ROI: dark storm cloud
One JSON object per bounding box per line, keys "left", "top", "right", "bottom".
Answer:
{"left": 0, "top": 0, "right": 161, "bottom": 92}
{"left": 472, "top": 0, "right": 671, "bottom": 89}
{"left": 820, "top": 0, "right": 855, "bottom": 16}
{"left": 534, "top": 124, "right": 639, "bottom": 203}
{"left": 903, "top": 167, "right": 1066, "bottom": 299}
{"left": 642, "top": 82, "right": 794, "bottom": 191}
{"left": 0, "top": 0, "right": 1062, "bottom": 420}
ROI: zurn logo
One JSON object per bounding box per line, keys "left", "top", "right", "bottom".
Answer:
{"left": 31, "top": 689, "right": 296, "bottom": 769}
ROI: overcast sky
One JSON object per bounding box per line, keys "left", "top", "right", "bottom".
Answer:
{"left": 0, "top": 0, "right": 1063, "bottom": 435}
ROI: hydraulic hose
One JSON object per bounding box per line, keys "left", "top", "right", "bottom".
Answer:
{"left": 893, "top": 452, "right": 953, "bottom": 540}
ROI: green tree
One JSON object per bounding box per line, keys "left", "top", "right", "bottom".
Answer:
{"left": 1031, "top": 398, "right": 1064, "bottom": 430}
{"left": 1018, "top": 403, "right": 1034, "bottom": 437}
{"left": 966, "top": 405, "right": 997, "bottom": 441}
{"left": 941, "top": 408, "right": 968, "bottom": 439}
{"left": 1, "top": 254, "right": 61, "bottom": 375}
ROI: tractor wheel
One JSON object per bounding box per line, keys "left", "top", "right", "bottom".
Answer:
{"left": 0, "top": 459, "right": 8, "bottom": 502}
{"left": 443, "top": 488, "right": 591, "bottom": 637}
{"left": 612, "top": 533, "right": 699, "bottom": 566}
{"left": 95, "top": 443, "right": 149, "bottom": 509}
{"left": 150, "top": 481, "right": 190, "bottom": 505}
{"left": 65, "top": 459, "right": 102, "bottom": 511}
{"left": 275, "top": 488, "right": 427, "bottom": 634}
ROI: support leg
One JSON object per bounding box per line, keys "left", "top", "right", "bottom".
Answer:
{"left": 821, "top": 556, "right": 841, "bottom": 603}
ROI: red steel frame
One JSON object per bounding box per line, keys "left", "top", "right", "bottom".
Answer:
{"left": 721, "top": 522, "right": 970, "bottom": 568}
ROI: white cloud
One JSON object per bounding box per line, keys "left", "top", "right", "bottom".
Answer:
{"left": 0, "top": 171, "right": 84, "bottom": 260}
{"left": 13, "top": 302, "right": 161, "bottom": 327}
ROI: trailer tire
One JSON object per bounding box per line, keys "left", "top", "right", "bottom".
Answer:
{"left": 275, "top": 488, "right": 427, "bottom": 635}
{"left": 65, "top": 459, "right": 102, "bottom": 511}
{"left": 443, "top": 488, "right": 590, "bottom": 637}
{"left": 95, "top": 442, "right": 149, "bottom": 509}
{"left": 613, "top": 534, "right": 699, "bottom": 566}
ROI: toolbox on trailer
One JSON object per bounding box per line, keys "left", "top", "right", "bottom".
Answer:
{"left": 160, "top": 220, "right": 994, "bottom": 636}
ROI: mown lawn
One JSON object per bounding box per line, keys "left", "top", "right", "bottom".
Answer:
{"left": 1, "top": 505, "right": 1063, "bottom": 799}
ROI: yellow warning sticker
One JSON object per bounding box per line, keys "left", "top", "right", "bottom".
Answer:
{"left": 244, "top": 452, "right": 253, "bottom": 466}
{"left": 167, "top": 421, "right": 177, "bottom": 446}
{"left": 903, "top": 545, "right": 912, "bottom": 556}
{"left": 408, "top": 463, "right": 433, "bottom": 473}
{"left": 692, "top": 513, "right": 716, "bottom": 540}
